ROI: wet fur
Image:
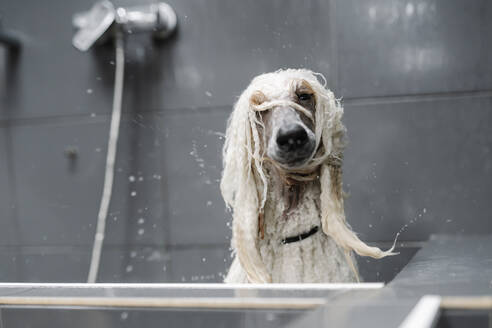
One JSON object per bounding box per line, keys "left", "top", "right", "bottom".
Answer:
{"left": 221, "top": 69, "right": 397, "bottom": 283}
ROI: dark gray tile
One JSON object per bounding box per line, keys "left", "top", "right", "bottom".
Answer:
{"left": 0, "top": 244, "right": 230, "bottom": 283}
{"left": 102, "top": 113, "right": 169, "bottom": 246}
{"left": 153, "top": 109, "right": 230, "bottom": 246}
{"left": 9, "top": 119, "right": 107, "bottom": 246}
{"left": 336, "top": 0, "right": 492, "bottom": 98}
{"left": 0, "top": 247, "right": 22, "bottom": 282}
{"left": 98, "top": 245, "right": 231, "bottom": 283}
{"left": 0, "top": 0, "right": 336, "bottom": 120}
{"left": 165, "top": 246, "right": 231, "bottom": 283}
{"left": 102, "top": 109, "right": 230, "bottom": 247}
{"left": 343, "top": 95, "right": 492, "bottom": 242}
{"left": 0, "top": 0, "right": 115, "bottom": 120}
{"left": 99, "top": 244, "right": 231, "bottom": 283}
{"left": 0, "top": 128, "right": 16, "bottom": 246}
{"left": 98, "top": 245, "right": 172, "bottom": 283}
{"left": 0, "top": 246, "right": 89, "bottom": 282}
{"left": 0, "top": 47, "right": 5, "bottom": 77}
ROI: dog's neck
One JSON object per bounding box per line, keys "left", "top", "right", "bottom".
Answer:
{"left": 259, "top": 165, "right": 322, "bottom": 241}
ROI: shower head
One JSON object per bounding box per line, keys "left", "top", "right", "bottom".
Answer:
{"left": 72, "top": 1, "right": 177, "bottom": 51}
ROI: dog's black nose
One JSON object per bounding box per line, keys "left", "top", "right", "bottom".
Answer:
{"left": 276, "top": 124, "right": 309, "bottom": 152}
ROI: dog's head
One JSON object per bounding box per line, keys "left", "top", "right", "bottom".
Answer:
{"left": 246, "top": 70, "right": 345, "bottom": 174}
{"left": 221, "top": 69, "right": 396, "bottom": 283}
{"left": 254, "top": 79, "right": 318, "bottom": 169}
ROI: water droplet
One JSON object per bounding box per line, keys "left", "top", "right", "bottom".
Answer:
{"left": 202, "top": 257, "right": 206, "bottom": 262}
{"left": 90, "top": 113, "right": 96, "bottom": 117}
{"left": 86, "top": 89, "right": 93, "bottom": 94}
{"left": 205, "top": 91, "right": 212, "bottom": 97}
{"left": 206, "top": 201, "right": 212, "bottom": 207}
{"left": 128, "top": 175, "right": 136, "bottom": 182}
{"left": 125, "top": 265, "right": 133, "bottom": 272}
{"left": 121, "top": 312, "right": 128, "bottom": 320}
{"left": 138, "top": 176, "right": 144, "bottom": 182}
{"left": 130, "top": 251, "right": 137, "bottom": 258}
{"left": 138, "top": 228, "right": 144, "bottom": 235}
{"left": 130, "top": 191, "right": 137, "bottom": 197}
{"left": 137, "top": 218, "right": 145, "bottom": 225}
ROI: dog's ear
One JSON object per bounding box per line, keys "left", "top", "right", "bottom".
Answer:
{"left": 319, "top": 163, "right": 398, "bottom": 260}
{"left": 318, "top": 91, "right": 397, "bottom": 261}
{"left": 221, "top": 89, "right": 271, "bottom": 283}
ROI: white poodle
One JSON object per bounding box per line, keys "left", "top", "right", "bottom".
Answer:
{"left": 221, "top": 69, "right": 396, "bottom": 283}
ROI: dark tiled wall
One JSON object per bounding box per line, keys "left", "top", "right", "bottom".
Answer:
{"left": 336, "top": 0, "right": 492, "bottom": 98}
{"left": 0, "top": 0, "right": 490, "bottom": 282}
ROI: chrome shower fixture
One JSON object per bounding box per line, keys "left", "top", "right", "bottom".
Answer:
{"left": 72, "top": 0, "right": 177, "bottom": 51}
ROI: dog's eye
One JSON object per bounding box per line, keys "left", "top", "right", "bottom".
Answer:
{"left": 298, "top": 93, "right": 312, "bottom": 102}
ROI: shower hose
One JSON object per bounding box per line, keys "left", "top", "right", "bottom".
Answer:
{"left": 87, "top": 32, "right": 125, "bottom": 283}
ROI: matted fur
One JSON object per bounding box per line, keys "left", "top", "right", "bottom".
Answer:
{"left": 221, "top": 69, "right": 396, "bottom": 283}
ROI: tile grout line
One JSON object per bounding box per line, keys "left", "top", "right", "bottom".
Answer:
{"left": 344, "top": 89, "right": 492, "bottom": 106}
{"left": 1, "top": 89, "right": 492, "bottom": 127}
{"left": 0, "top": 104, "right": 234, "bottom": 128}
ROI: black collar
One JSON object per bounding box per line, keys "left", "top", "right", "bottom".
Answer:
{"left": 281, "top": 226, "right": 319, "bottom": 245}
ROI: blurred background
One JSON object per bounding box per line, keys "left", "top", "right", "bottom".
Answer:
{"left": 0, "top": 0, "right": 491, "bottom": 283}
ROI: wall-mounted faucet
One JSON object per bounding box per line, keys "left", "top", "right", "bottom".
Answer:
{"left": 72, "top": 0, "right": 177, "bottom": 51}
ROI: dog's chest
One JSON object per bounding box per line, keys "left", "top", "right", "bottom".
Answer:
{"left": 255, "top": 183, "right": 356, "bottom": 283}
{"left": 263, "top": 183, "right": 321, "bottom": 239}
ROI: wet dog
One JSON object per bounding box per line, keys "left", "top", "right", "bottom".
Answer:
{"left": 221, "top": 69, "right": 396, "bottom": 283}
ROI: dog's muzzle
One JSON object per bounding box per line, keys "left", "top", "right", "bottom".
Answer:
{"left": 272, "top": 122, "right": 316, "bottom": 167}
{"left": 254, "top": 100, "right": 317, "bottom": 168}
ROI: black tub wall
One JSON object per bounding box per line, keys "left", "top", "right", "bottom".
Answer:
{"left": 0, "top": 0, "right": 491, "bottom": 283}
